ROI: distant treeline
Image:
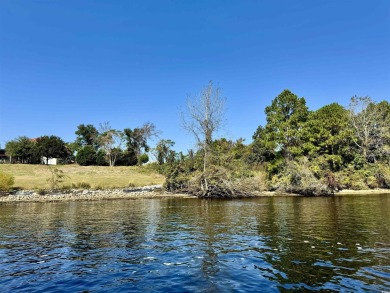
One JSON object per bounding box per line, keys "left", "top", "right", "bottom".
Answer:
{"left": 4, "top": 122, "right": 158, "bottom": 167}
{"left": 3, "top": 89, "right": 390, "bottom": 196}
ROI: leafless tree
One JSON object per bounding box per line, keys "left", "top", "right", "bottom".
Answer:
{"left": 348, "top": 96, "right": 389, "bottom": 162}
{"left": 99, "top": 122, "right": 125, "bottom": 167}
{"left": 181, "top": 81, "right": 225, "bottom": 193}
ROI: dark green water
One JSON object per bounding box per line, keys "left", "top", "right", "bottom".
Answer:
{"left": 0, "top": 195, "right": 389, "bottom": 292}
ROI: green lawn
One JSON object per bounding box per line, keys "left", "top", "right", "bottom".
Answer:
{"left": 0, "top": 164, "right": 165, "bottom": 190}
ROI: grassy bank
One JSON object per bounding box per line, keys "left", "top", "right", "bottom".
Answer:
{"left": 0, "top": 164, "right": 165, "bottom": 190}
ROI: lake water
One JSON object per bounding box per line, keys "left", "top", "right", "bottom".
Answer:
{"left": 0, "top": 195, "right": 389, "bottom": 292}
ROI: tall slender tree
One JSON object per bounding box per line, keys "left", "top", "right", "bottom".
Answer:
{"left": 181, "top": 81, "right": 225, "bottom": 193}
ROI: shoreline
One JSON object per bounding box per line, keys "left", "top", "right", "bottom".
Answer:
{"left": 0, "top": 187, "right": 195, "bottom": 203}
{"left": 0, "top": 188, "right": 389, "bottom": 203}
{"left": 336, "top": 189, "right": 390, "bottom": 195}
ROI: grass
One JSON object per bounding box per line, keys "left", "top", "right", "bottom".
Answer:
{"left": 0, "top": 164, "right": 165, "bottom": 190}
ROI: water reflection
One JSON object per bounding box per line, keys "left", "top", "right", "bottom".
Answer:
{"left": 0, "top": 195, "right": 389, "bottom": 292}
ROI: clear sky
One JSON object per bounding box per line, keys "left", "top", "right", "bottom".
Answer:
{"left": 1, "top": 0, "right": 389, "bottom": 152}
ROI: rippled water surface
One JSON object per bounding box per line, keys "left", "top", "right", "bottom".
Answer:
{"left": 1, "top": 195, "right": 389, "bottom": 292}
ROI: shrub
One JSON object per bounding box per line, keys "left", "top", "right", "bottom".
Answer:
{"left": 47, "top": 167, "right": 67, "bottom": 190}
{"left": 269, "top": 158, "right": 333, "bottom": 196}
{"left": 72, "top": 182, "right": 91, "bottom": 189}
{"left": 76, "top": 145, "right": 97, "bottom": 166}
{"left": 0, "top": 171, "right": 14, "bottom": 192}
{"left": 116, "top": 150, "right": 138, "bottom": 166}
{"left": 138, "top": 153, "right": 149, "bottom": 165}
{"left": 376, "top": 164, "right": 390, "bottom": 188}
{"left": 96, "top": 149, "right": 108, "bottom": 166}
{"left": 36, "top": 188, "right": 46, "bottom": 195}
{"left": 59, "top": 185, "right": 72, "bottom": 193}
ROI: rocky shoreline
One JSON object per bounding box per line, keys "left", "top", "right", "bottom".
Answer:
{"left": 0, "top": 185, "right": 195, "bottom": 202}
{"left": 1, "top": 186, "right": 389, "bottom": 203}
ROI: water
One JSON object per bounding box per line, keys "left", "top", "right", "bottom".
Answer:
{"left": 0, "top": 195, "right": 389, "bottom": 292}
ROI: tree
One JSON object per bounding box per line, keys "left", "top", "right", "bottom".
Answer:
{"left": 98, "top": 123, "right": 125, "bottom": 167}
{"left": 76, "top": 145, "right": 97, "bottom": 166}
{"left": 35, "top": 135, "right": 68, "bottom": 164}
{"left": 4, "top": 140, "right": 18, "bottom": 163}
{"left": 115, "top": 149, "right": 138, "bottom": 166}
{"left": 181, "top": 81, "right": 225, "bottom": 193}
{"left": 154, "top": 139, "right": 175, "bottom": 164}
{"left": 123, "top": 122, "right": 158, "bottom": 165}
{"left": 348, "top": 96, "right": 390, "bottom": 163}
{"left": 138, "top": 153, "right": 149, "bottom": 165}
{"left": 264, "top": 89, "right": 309, "bottom": 160}
{"left": 303, "top": 103, "right": 351, "bottom": 171}
{"left": 75, "top": 124, "right": 100, "bottom": 150}
{"left": 249, "top": 126, "right": 277, "bottom": 164}
{"left": 5, "top": 136, "right": 38, "bottom": 164}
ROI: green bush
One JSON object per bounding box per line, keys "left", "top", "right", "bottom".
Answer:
{"left": 116, "top": 150, "right": 137, "bottom": 166}
{"left": 376, "top": 164, "right": 390, "bottom": 188}
{"left": 96, "top": 149, "right": 108, "bottom": 166}
{"left": 138, "top": 153, "right": 149, "bottom": 165}
{"left": 0, "top": 171, "right": 14, "bottom": 192}
{"left": 336, "top": 163, "right": 390, "bottom": 190}
{"left": 76, "top": 145, "right": 97, "bottom": 166}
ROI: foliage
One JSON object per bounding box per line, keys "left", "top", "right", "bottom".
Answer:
{"left": 4, "top": 89, "right": 389, "bottom": 196}
{"left": 263, "top": 89, "right": 308, "bottom": 159}
{"left": 36, "top": 135, "right": 69, "bottom": 164}
{"left": 168, "top": 89, "right": 390, "bottom": 197}
{"left": 76, "top": 145, "right": 97, "bottom": 166}
{"left": 138, "top": 153, "right": 149, "bottom": 165}
{"left": 96, "top": 149, "right": 108, "bottom": 166}
{"left": 154, "top": 139, "right": 175, "bottom": 164}
{"left": 75, "top": 124, "right": 100, "bottom": 150}
{"left": 5, "top": 136, "right": 40, "bottom": 164}
{"left": 246, "top": 93, "right": 390, "bottom": 195}
{"left": 46, "top": 167, "right": 67, "bottom": 190}
{"left": 98, "top": 125, "right": 125, "bottom": 167}
{"left": 123, "top": 122, "right": 158, "bottom": 160}
{"left": 268, "top": 157, "right": 336, "bottom": 196}
{"left": 348, "top": 97, "right": 390, "bottom": 163}
{"left": 72, "top": 182, "right": 91, "bottom": 189}
{"left": 116, "top": 149, "right": 138, "bottom": 166}
{"left": 164, "top": 137, "right": 265, "bottom": 197}
{"left": 0, "top": 171, "right": 14, "bottom": 192}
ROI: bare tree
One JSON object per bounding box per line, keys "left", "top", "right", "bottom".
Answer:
{"left": 348, "top": 96, "right": 389, "bottom": 162}
{"left": 99, "top": 122, "right": 125, "bottom": 167}
{"left": 181, "top": 81, "right": 225, "bottom": 193}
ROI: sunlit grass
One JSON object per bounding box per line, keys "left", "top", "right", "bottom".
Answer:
{"left": 0, "top": 164, "right": 165, "bottom": 190}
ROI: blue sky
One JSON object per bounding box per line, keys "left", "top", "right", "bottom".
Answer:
{"left": 1, "top": 0, "right": 389, "bottom": 152}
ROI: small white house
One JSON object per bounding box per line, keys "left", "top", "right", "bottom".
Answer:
{"left": 41, "top": 157, "right": 58, "bottom": 165}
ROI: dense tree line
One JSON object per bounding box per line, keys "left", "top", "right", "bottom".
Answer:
{"left": 162, "top": 89, "right": 390, "bottom": 197}
{"left": 5, "top": 135, "right": 70, "bottom": 165}
{"left": 4, "top": 122, "right": 159, "bottom": 167}
{"left": 3, "top": 87, "right": 389, "bottom": 196}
